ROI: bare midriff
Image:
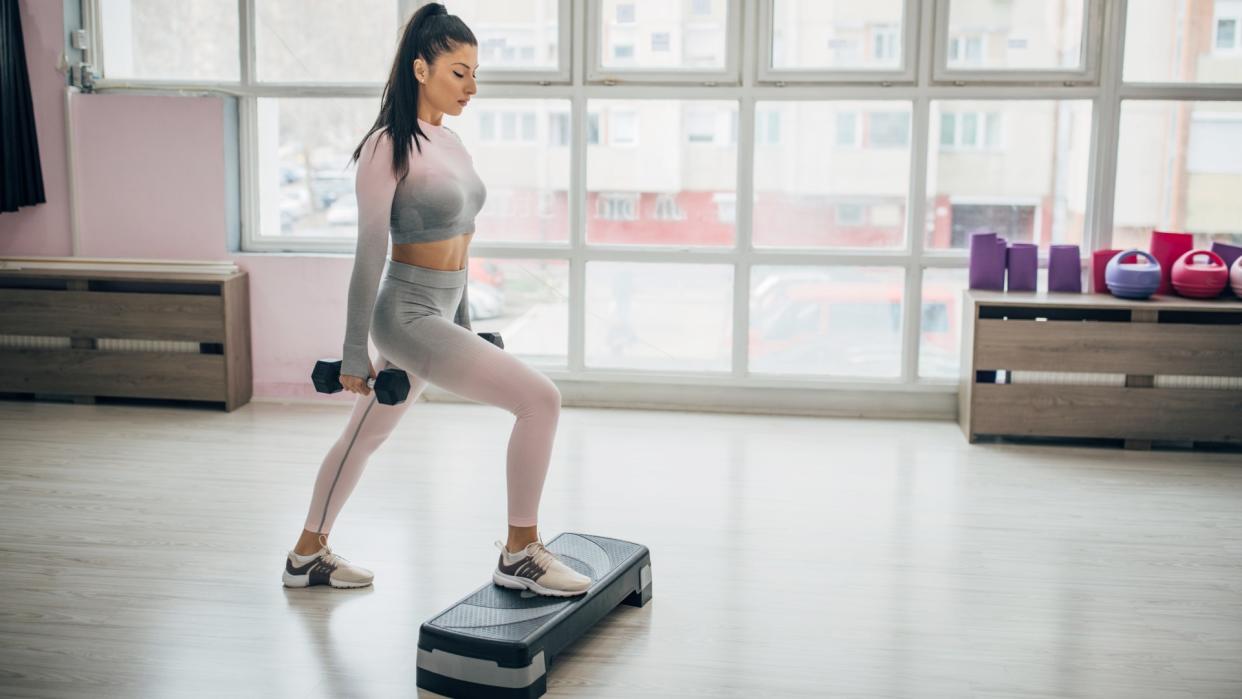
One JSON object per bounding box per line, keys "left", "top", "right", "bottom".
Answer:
{"left": 390, "top": 231, "right": 474, "bottom": 272}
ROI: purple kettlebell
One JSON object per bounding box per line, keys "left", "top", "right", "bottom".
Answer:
{"left": 1105, "top": 249, "right": 1161, "bottom": 300}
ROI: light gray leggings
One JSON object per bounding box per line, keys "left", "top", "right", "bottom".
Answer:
{"left": 303, "top": 259, "right": 561, "bottom": 533}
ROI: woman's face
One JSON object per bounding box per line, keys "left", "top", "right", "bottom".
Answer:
{"left": 414, "top": 43, "right": 478, "bottom": 117}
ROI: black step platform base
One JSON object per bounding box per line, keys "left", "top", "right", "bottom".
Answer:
{"left": 416, "top": 533, "right": 652, "bottom": 698}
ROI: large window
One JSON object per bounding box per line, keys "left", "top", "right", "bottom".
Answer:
{"left": 88, "top": 0, "right": 1242, "bottom": 403}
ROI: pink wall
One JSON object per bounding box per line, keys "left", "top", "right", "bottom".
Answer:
{"left": 0, "top": 0, "right": 355, "bottom": 402}
{"left": 238, "top": 254, "right": 354, "bottom": 400}
{"left": 73, "top": 93, "right": 232, "bottom": 261}
{"left": 0, "top": 0, "right": 72, "bottom": 255}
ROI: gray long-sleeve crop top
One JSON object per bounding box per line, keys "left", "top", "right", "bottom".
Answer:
{"left": 341, "top": 119, "right": 488, "bottom": 378}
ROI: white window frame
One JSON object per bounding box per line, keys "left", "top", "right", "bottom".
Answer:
{"left": 933, "top": 0, "right": 1105, "bottom": 84}
{"left": 938, "top": 109, "right": 1001, "bottom": 150}
{"left": 866, "top": 110, "right": 912, "bottom": 149}
{"left": 1215, "top": 4, "right": 1242, "bottom": 54}
{"left": 75, "top": 0, "right": 1242, "bottom": 413}
{"left": 757, "top": 0, "right": 919, "bottom": 84}
{"left": 873, "top": 24, "right": 901, "bottom": 63}
{"left": 946, "top": 34, "right": 987, "bottom": 68}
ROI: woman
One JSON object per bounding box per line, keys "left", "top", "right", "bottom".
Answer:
{"left": 282, "top": 3, "right": 590, "bottom": 598}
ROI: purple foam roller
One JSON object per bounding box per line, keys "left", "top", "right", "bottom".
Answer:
{"left": 1048, "top": 244, "right": 1082, "bottom": 293}
{"left": 1006, "top": 243, "right": 1037, "bottom": 291}
{"left": 968, "top": 231, "right": 1005, "bottom": 291}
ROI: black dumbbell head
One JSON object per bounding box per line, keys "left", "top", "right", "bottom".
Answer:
{"left": 372, "top": 368, "right": 411, "bottom": 405}
{"left": 312, "top": 359, "right": 344, "bottom": 394}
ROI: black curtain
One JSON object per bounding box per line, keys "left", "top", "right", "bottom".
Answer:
{"left": 1, "top": 0, "right": 46, "bottom": 212}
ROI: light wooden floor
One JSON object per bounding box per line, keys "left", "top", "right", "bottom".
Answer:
{"left": 1, "top": 398, "right": 1240, "bottom": 699}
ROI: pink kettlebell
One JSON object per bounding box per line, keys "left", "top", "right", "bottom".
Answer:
{"left": 1232, "top": 256, "right": 1242, "bottom": 297}
{"left": 1171, "top": 250, "right": 1228, "bottom": 298}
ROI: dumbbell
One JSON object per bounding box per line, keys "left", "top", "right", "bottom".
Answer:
{"left": 311, "top": 360, "right": 411, "bottom": 406}
{"left": 311, "top": 333, "right": 501, "bottom": 405}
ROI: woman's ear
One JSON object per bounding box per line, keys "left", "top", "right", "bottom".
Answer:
{"left": 413, "top": 58, "right": 427, "bottom": 84}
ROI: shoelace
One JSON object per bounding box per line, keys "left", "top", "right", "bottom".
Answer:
{"left": 320, "top": 546, "right": 353, "bottom": 568}
{"left": 524, "top": 542, "right": 557, "bottom": 572}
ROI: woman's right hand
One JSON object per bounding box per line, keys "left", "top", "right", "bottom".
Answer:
{"left": 340, "top": 361, "right": 375, "bottom": 396}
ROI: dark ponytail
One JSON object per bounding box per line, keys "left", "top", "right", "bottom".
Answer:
{"left": 351, "top": 3, "right": 476, "bottom": 180}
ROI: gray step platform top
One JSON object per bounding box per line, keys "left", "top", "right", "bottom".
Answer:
{"left": 425, "top": 533, "right": 645, "bottom": 643}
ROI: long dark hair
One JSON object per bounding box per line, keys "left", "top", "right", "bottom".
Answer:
{"left": 351, "top": 3, "right": 476, "bottom": 180}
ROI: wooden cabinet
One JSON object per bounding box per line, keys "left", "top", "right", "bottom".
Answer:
{"left": 959, "top": 290, "right": 1242, "bottom": 448}
{"left": 0, "top": 268, "right": 252, "bottom": 411}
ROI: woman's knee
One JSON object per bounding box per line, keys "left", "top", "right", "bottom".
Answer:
{"left": 516, "top": 375, "right": 561, "bottom": 419}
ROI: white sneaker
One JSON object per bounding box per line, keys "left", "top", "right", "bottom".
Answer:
{"left": 492, "top": 539, "right": 592, "bottom": 597}
{"left": 282, "top": 535, "right": 373, "bottom": 589}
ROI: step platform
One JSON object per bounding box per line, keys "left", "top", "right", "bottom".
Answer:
{"left": 416, "top": 533, "right": 652, "bottom": 698}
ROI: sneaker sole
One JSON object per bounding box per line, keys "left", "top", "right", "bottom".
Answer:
{"left": 282, "top": 571, "right": 372, "bottom": 589}
{"left": 492, "top": 570, "right": 589, "bottom": 597}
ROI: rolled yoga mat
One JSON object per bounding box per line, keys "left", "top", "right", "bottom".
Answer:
{"left": 1048, "top": 244, "right": 1082, "bottom": 292}
{"left": 968, "top": 231, "right": 1005, "bottom": 290}
{"left": 1006, "top": 243, "right": 1037, "bottom": 291}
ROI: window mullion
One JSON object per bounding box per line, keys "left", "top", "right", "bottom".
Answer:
{"left": 1087, "top": 0, "right": 1128, "bottom": 252}
{"left": 239, "top": 0, "right": 255, "bottom": 86}
{"left": 238, "top": 0, "right": 258, "bottom": 255}
{"left": 569, "top": 0, "right": 587, "bottom": 375}
{"left": 904, "top": 96, "right": 931, "bottom": 382}
{"left": 732, "top": 0, "right": 758, "bottom": 378}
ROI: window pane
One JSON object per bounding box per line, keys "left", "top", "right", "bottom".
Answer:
{"left": 454, "top": 99, "right": 572, "bottom": 243}
{"left": 1124, "top": 0, "right": 1242, "bottom": 83}
{"left": 585, "top": 263, "right": 732, "bottom": 372}
{"left": 587, "top": 100, "right": 737, "bottom": 246}
{"left": 946, "top": 0, "right": 1086, "bottom": 70}
{"left": 770, "top": 0, "right": 905, "bottom": 70}
{"left": 256, "top": 1, "right": 400, "bottom": 82}
{"left": 470, "top": 259, "right": 568, "bottom": 365}
{"left": 257, "top": 0, "right": 559, "bottom": 83}
{"left": 600, "top": 0, "right": 728, "bottom": 70}
{"left": 256, "top": 98, "right": 376, "bottom": 239}
{"left": 750, "top": 266, "right": 904, "bottom": 378}
{"left": 926, "top": 101, "right": 1092, "bottom": 250}
{"left": 754, "top": 102, "right": 910, "bottom": 249}
{"left": 454, "top": 0, "right": 561, "bottom": 70}
{"left": 100, "top": 0, "right": 239, "bottom": 81}
{"left": 920, "top": 268, "right": 967, "bottom": 380}
{"left": 1113, "top": 101, "right": 1242, "bottom": 249}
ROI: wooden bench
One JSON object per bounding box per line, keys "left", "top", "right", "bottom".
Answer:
{"left": 959, "top": 290, "right": 1242, "bottom": 448}
{"left": 0, "top": 267, "right": 251, "bottom": 411}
